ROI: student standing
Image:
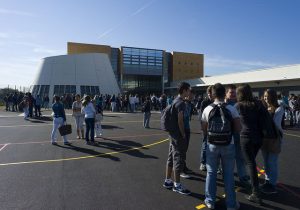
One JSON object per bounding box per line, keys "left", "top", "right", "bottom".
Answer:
{"left": 82, "top": 95, "right": 96, "bottom": 145}
{"left": 72, "top": 94, "right": 84, "bottom": 139}
{"left": 199, "top": 85, "right": 214, "bottom": 171}
{"left": 142, "top": 96, "right": 151, "bottom": 128}
{"left": 235, "top": 84, "right": 264, "bottom": 204}
{"left": 202, "top": 83, "right": 241, "bottom": 210}
{"left": 261, "top": 89, "right": 285, "bottom": 194}
{"left": 95, "top": 103, "right": 103, "bottom": 138}
{"left": 163, "top": 82, "right": 191, "bottom": 195}
{"left": 51, "top": 96, "right": 70, "bottom": 145}
{"left": 226, "top": 84, "right": 250, "bottom": 188}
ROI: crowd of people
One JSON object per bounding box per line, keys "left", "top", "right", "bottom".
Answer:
{"left": 2, "top": 82, "right": 300, "bottom": 210}
{"left": 162, "top": 82, "right": 298, "bottom": 210}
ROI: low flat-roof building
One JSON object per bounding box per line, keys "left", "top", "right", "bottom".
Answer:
{"left": 168, "top": 64, "right": 300, "bottom": 97}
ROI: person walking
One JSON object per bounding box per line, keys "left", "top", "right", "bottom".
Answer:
{"left": 82, "top": 95, "right": 96, "bottom": 145}
{"left": 163, "top": 82, "right": 192, "bottom": 195}
{"left": 202, "top": 83, "right": 241, "bottom": 210}
{"left": 51, "top": 95, "right": 70, "bottom": 145}
{"left": 72, "top": 94, "right": 84, "bottom": 139}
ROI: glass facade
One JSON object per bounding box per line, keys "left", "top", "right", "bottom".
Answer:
{"left": 111, "top": 47, "right": 120, "bottom": 83}
{"left": 121, "top": 47, "right": 163, "bottom": 75}
{"left": 80, "top": 85, "right": 100, "bottom": 96}
{"left": 164, "top": 52, "right": 172, "bottom": 84}
{"left": 31, "top": 85, "right": 50, "bottom": 97}
{"left": 122, "top": 75, "right": 161, "bottom": 92}
{"left": 53, "top": 85, "right": 76, "bottom": 97}
{"left": 121, "top": 47, "right": 163, "bottom": 92}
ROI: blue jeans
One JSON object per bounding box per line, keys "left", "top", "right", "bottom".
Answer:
{"left": 200, "top": 135, "right": 207, "bottom": 164}
{"left": 85, "top": 118, "right": 95, "bottom": 142}
{"left": 51, "top": 117, "right": 68, "bottom": 143}
{"left": 233, "top": 133, "right": 248, "bottom": 180}
{"left": 143, "top": 112, "right": 151, "bottom": 127}
{"left": 205, "top": 143, "right": 236, "bottom": 208}
{"left": 261, "top": 150, "right": 279, "bottom": 186}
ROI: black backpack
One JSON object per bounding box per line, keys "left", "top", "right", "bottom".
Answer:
{"left": 207, "top": 103, "right": 233, "bottom": 145}
{"left": 161, "top": 104, "right": 178, "bottom": 132}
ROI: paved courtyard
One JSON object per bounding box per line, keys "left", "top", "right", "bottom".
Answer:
{"left": 0, "top": 109, "right": 299, "bottom": 210}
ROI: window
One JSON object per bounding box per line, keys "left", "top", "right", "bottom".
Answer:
{"left": 31, "top": 85, "right": 40, "bottom": 96}
{"left": 80, "top": 86, "right": 100, "bottom": 97}
{"left": 39, "top": 85, "right": 50, "bottom": 97}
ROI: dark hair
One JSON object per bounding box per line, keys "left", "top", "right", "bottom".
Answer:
{"left": 82, "top": 95, "right": 91, "bottom": 107}
{"left": 53, "top": 95, "right": 60, "bottom": 102}
{"left": 211, "top": 83, "right": 225, "bottom": 99}
{"left": 178, "top": 82, "right": 191, "bottom": 94}
{"left": 264, "top": 89, "right": 279, "bottom": 109}
{"left": 206, "top": 85, "right": 213, "bottom": 94}
{"left": 75, "top": 94, "right": 81, "bottom": 98}
{"left": 236, "top": 84, "right": 254, "bottom": 103}
{"left": 226, "top": 84, "right": 236, "bottom": 92}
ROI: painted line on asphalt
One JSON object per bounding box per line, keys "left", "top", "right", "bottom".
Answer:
{"left": 284, "top": 133, "right": 300, "bottom": 138}
{"left": 0, "top": 138, "right": 169, "bottom": 167}
{"left": 0, "top": 144, "right": 8, "bottom": 152}
{"left": 1, "top": 133, "right": 167, "bottom": 146}
{"left": 0, "top": 120, "right": 161, "bottom": 128}
{"left": 195, "top": 186, "right": 242, "bottom": 209}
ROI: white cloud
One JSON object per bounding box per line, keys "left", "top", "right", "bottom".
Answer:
{"left": 99, "top": 0, "right": 156, "bottom": 39}
{"left": 131, "top": 0, "right": 156, "bottom": 16}
{"left": 0, "top": 8, "right": 35, "bottom": 17}
{"left": 33, "top": 47, "right": 59, "bottom": 54}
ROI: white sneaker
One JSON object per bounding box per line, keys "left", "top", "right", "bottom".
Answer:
{"left": 180, "top": 172, "right": 191, "bottom": 179}
{"left": 200, "top": 163, "right": 207, "bottom": 171}
{"left": 204, "top": 200, "right": 215, "bottom": 209}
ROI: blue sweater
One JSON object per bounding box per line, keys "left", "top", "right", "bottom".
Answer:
{"left": 52, "top": 102, "right": 66, "bottom": 121}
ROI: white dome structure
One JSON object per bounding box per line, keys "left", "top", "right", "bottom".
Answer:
{"left": 31, "top": 53, "right": 120, "bottom": 98}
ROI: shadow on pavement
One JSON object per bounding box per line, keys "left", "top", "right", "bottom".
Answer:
{"left": 103, "top": 137, "right": 149, "bottom": 150}
{"left": 260, "top": 184, "right": 300, "bottom": 210}
{"left": 102, "top": 125, "right": 124, "bottom": 129}
{"left": 28, "top": 119, "right": 46, "bottom": 123}
{"left": 103, "top": 115, "right": 121, "bottom": 118}
{"left": 55, "top": 144, "right": 120, "bottom": 162}
{"left": 94, "top": 140, "right": 158, "bottom": 159}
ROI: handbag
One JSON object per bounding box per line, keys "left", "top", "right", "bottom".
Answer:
{"left": 59, "top": 124, "right": 72, "bottom": 136}
{"left": 261, "top": 119, "right": 283, "bottom": 154}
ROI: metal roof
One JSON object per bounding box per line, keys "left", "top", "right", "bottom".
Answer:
{"left": 170, "top": 64, "right": 300, "bottom": 88}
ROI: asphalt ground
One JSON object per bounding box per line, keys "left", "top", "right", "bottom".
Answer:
{"left": 0, "top": 109, "right": 300, "bottom": 210}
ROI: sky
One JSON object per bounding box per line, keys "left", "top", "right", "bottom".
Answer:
{"left": 0, "top": 0, "right": 299, "bottom": 88}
